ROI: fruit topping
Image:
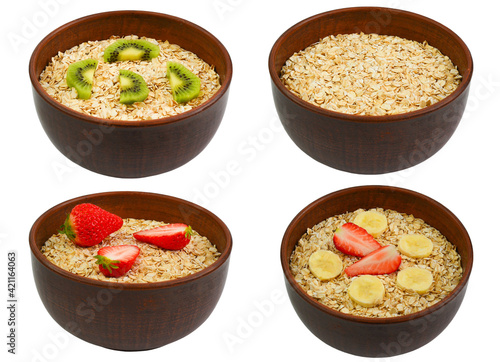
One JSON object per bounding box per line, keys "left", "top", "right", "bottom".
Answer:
{"left": 398, "top": 234, "right": 434, "bottom": 258}
{"left": 60, "top": 203, "right": 123, "bottom": 247}
{"left": 166, "top": 61, "right": 201, "bottom": 104}
{"left": 118, "top": 69, "right": 149, "bottom": 104}
{"left": 348, "top": 275, "right": 385, "bottom": 307}
{"left": 344, "top": 245, "right": 402, "bottom": 277}
{"left": 133, "top": 223, "right": 193, "bottom": 250}
{"left": 308, "top": 250, "right": 343, "bottom": 281}
{"left": 94, "top": 245, "right": 140, "bottom": 277}
{"left": 353, "top": 210, "right": 388, "bottom": 237}
{"left": 333, "top": 222, "right": 381, "bottom": 258}
{"left": 103, "top": 39, "right": 160, "bottom": 62}
{"left": 66, "top": 59, "right": 98, "bottom": 99}
{"left": 396, "top": 267, "right": 433, "bottom": 295}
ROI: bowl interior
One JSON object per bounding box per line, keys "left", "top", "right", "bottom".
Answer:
{"left": 270, "top": 7, "right": 472, "bottom": 111}
{"left": 30, "top": 10, "right": 231, "bottom": 123}
{"left": 30, "top": 191, "right": 232, "bottom": 287}
{"left": 33, "top": 10, "right": 230, "bottom": 83}
{"left": 282, "top": 186, "right": 473, "bottom": 321}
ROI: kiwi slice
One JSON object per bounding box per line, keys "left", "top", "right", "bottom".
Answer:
{"left": 119, "top": 69, "right": 149, "bottom": 104}
{"left": 166, "top": 62, "right": 201, "bottom": 104}
{"left": 104, "top": 39, "right": 160, "bottom": 62}
{"left": 66, "top": 59, "right": 98, "bottom": 99}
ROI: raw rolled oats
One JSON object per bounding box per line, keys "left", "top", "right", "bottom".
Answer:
{"left": 289, "top": 208, "right": 463, "bottom": 317}
{"left": 280, "top": 33, "right": 462, "bottom": 116}
{"left": 39, "top": 35, "right": 221, "bottom": 121}
{"left": 41, "top": 218, "right": 220, "bottom": 283}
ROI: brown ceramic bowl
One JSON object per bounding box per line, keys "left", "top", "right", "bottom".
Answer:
{"left": 29, "top": 191, "right": 232, "bottom": 351}
{"left": 281, "top": 186, "right": 473, "bottom": 357}
{"left": 29, "top": 10, "right": 232, "bottom": 178}
{"left": 269, "top": 7, "right": 473, "bottom": 174}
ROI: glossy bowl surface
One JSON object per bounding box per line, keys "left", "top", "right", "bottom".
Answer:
{"left": 281, "top": 186, "right": 473, "bottom": 357}
{"left": 269, "top": 7, "right": 473, "bottom": 174}
{"left": 30, "top": 10, "right": 232, "bottom": 178}
{"left": 29, "top": 191, "right": 232, "bottom": 350}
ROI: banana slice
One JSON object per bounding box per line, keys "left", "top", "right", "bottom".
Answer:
{"left": 396, "top": 267, "right": 433, "bottom": 295}
{"left": 398, "top": 234, "right": 433, "bottom": 258}
{"left": 353, "top": 211, "right": 388, "bottom": 237}
{"left": 308, "top": 250, "right": 342, "bottom": 281}
{"left": 348, "top": 275, "right": 385, "bottom": 307}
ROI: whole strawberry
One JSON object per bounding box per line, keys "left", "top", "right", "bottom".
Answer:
{"left": 94, "top": 245, "right": 140, "bottom": 277}
{"left": 60, "top": 203, "right": 123, "bottom": 247}
{"left": 133, "top": 223, "right": 193, "bottom": 250}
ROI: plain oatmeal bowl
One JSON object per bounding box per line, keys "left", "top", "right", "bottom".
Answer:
{"left": 280, "top": 185, "right": 473, "bottom": 357}
{"left": 29, "top": 10, "right": 232, "bottom": 178}
{"left": 269, "top": 7, "right": 473, "bottom": 174}
{"left": 29, "top": 191, "right": 232, "bottom": 351}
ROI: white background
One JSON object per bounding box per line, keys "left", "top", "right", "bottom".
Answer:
{"left": 1, "top": 0, "right": 498, "bottom": 361}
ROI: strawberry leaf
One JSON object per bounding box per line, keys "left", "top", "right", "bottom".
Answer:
{"left": 59, "top": 214, "right": 76, "bottom": 241}
{"left": 185, "top": 225, "right": 193, "bottom": 239}
{"left": 94, "top": 255, "right": 120, "bottom": 273}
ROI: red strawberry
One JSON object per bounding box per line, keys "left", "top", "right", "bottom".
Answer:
{"left": 60, "top": 203, "right": 123, "bottom": 247}
{"left": 333, "top": 222, "right": 381, "bottom": 257}
{"left": 344, "top": 245, "right": 402, "bottom": 277}
{"left": 133, "top": 223, "right": 193, "bottom": 250}
{"left": 94, "top": 245, "right": 140, "bottom": 277}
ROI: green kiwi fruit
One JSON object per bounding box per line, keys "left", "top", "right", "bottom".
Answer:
{"left": 104, "top": 39, "right": 160, "bottom": 62}
{"left": 119, "top": 69, "right": 149, "bottom": 104}
{"left": 66, "top": 59, "right": 98, "bottom": 99}
{"left": 166, "top": 61, "right": 201, "bottom": 104}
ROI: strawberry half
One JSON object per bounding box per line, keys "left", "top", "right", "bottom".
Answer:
{"left": 333, "top": 222, "right": 381, "bottom": 257}
{"left": 60, "top": 203, "right": 123, "bottom": 247}
{"left": 344, "top": 245, "right": 402, "bottom": 277}
{"left": 94, "top": 245, "right": 140, "bottom": 278}
{"left": 133, "top": 223, "right": 193, "bottom": 250}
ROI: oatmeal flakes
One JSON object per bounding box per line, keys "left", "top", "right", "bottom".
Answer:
{"left": 39, "top": 35, "right": 221, "bottom": 121}
{"left": 41, "top": 218, "right": 220, "bottom": 283}
{"left": 280, "top": 33, "right": 461, "bottom": 116}
{"left": 289, "top": 208, "right": 462, "bottom": 317}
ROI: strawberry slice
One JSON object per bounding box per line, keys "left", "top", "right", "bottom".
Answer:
{"left": 344, "top": 245, "right": 402, "bottom": 277}
{"left": 133, "top": 223, "right": 193, "bottom": 250}
{"left": 333, "top": 222, "right": 381, "bottom": 257}
{"left": 60, "top": 203, "right": 123, "bottom": 247}
{"left": 94, "top": 245, "right": 140, "bottom": 278}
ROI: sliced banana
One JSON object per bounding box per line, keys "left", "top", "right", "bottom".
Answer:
{"left": 353, "top": 210, "right": 388, "bottom": 237}
{"left": 308, "top": 250, "right": 342, "bottom": 281}
{"left": 398, "top": 234, "right": 433, "bottom": 258}
{"left": 348, "top": 275, "right": 385, "bottom": 307}
{"left": 396, "top": 267, "right": 433, "bottom": 295}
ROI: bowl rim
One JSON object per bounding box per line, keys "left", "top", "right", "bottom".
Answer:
{"left": 29, "top": 10, "right": 233, "bottom": 128}
{"left": 268, "top": 6, "right": 473, "bottom": 123}
{"left": 29, "top": 191, "right": 233, "bottom": 290}
{"left": 280, "top": 185, "right": 473, "bottom": 324}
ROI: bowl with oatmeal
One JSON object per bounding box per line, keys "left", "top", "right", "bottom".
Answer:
{"left": 29, "top": 10, "right": 232, "bottom": 178}
{"left": 280, "top": 185, "right": 473, "bottom": 357}
{"left": 29, "top": 191, "right": 232, "bottom": 350}
{"left": 269, "top": 7, "right": 473, "bottom": 174}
